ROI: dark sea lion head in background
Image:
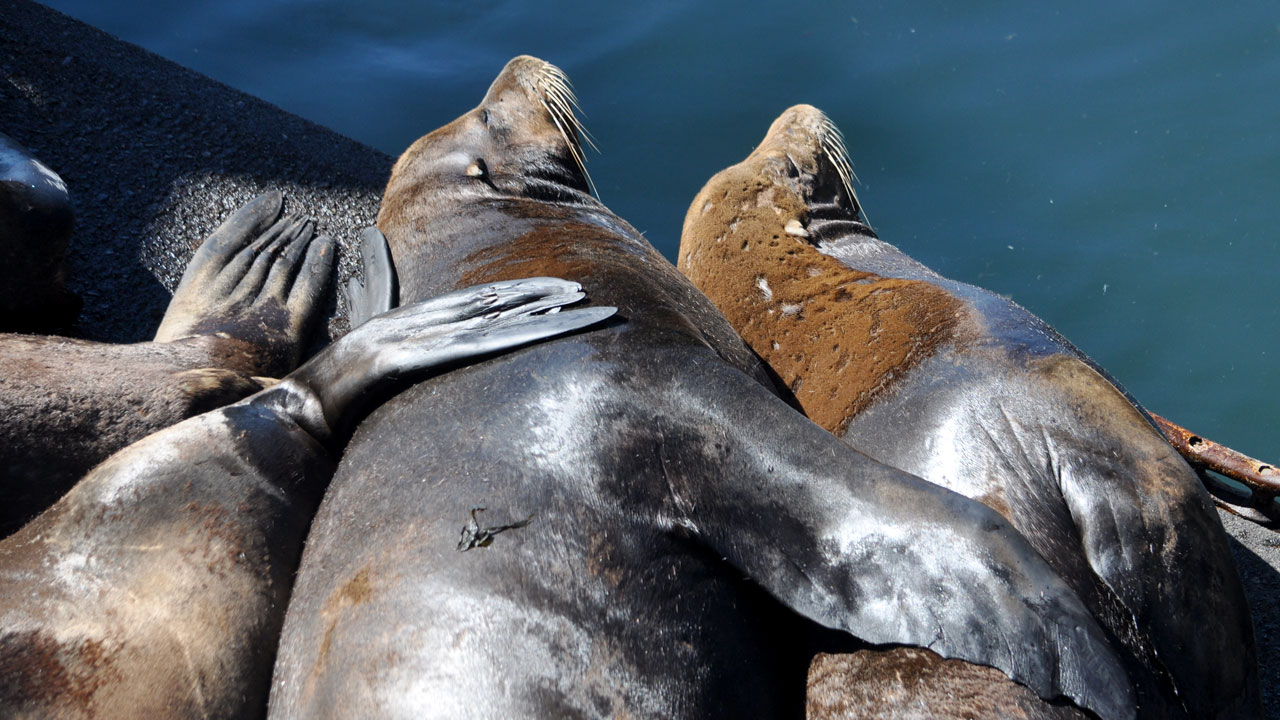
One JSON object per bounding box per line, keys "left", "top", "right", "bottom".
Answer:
{"left": 273, "top": 59, "right": 1137, "bottom": 720}
{"left": 0, "top": 132, "right": 81, "bottom": 331}
{"left": 680, "top": 104, "right": 1260, "bottom": 719}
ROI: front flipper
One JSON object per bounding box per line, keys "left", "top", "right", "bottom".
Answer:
{"left": 662, "top": 367, "right": 1135, "bottom": 720}
{"left": 1039, "top": 359, "right": 1260, "bottom": 719}
{"left": 345, "top": 226, "right": 399, "bottom": 328}
{"left": 259, "top": 276, "right": 615, "bottom": 442}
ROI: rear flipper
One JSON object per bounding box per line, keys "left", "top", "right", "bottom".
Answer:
{"left": 154, "top": 191, "right": 336, "bottom": 377}
{"left": 0, "top": 193, "right": 333, "bottom": 532}
{"left": 345, "top": 226, "right": 398, "bottom": 328}
{"left": 662, "top": 366, "right": 1135, "bottom": 720}
{"left": 0, "top": 277, "right": 614, "bottom": 719}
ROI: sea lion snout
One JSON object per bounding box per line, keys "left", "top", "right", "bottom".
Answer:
{"left": 379, "top": 55, "right": 592, "bottom": 237}
{"left": 758, "top": 104, "right": 830, "bottom": 152}
{"left": 751, "top": 104, "right": 870, "bottom": 233}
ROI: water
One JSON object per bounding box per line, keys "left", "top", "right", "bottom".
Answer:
{"left": 40, "top": 0, "right": 1280, "bottom": 460}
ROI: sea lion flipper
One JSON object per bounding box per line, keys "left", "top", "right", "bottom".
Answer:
{"left": 153, "top": 195, "right": 334, "bottom": 376}
{"left": 346, "top": 226, "right": 399, "bottom": 328}
{"left": 1042, "top": 361, "right": 1259, "bottom": 717}
{"left": 671, "top": 373, "right": 1134, "bottom": 720}
{"left": 198, "top": 190, "right": 285, "bottom": 256}
{"left": 285, "top": 233, "right": 336, "bottom": 320}
{"left": 270, "top": 277, "right": 613, "bottom": 441}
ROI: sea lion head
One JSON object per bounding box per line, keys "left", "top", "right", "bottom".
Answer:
{"left": 378, "top": 55, "right": 594, "bottom": 234}
{"left": 679, "top": 105, "right": 971, "bottom": 435}
{"left": 685, "top": 105, "right": 874, "bottom": 255}
{"left": 377, "top": 56, "right": 611, "bottom": 302}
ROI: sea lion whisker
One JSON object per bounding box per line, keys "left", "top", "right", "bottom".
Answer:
{"left": 817, "top": 127, "right": 869, "bottom": 228}
{"left": 537, "top": 95, "right": 598, "bottom": 198}
{"left": 536, "top": 67, "right": 600, "bottom": 155}
{"left": 536, "top": 79, "right": 578, "bottom": 140}
{"left": 547, "top": 83, "right": 600, "bottom": 155}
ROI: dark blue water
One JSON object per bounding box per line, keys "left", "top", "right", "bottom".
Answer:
{"left": 42, "top": 0, "right": 1280, "bottom": 460}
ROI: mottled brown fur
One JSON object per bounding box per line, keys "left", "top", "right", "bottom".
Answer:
{"left": 461, "top": 223, "right": 600, "bottom": 287}
{"left": 680, "top": 168, "right": 970, "bottom": 436}
{"left": 0, "top": 631, "right": 117, "bottom": 715}
{"left": 681, "top": 106, "right": 1260, "bottom": 719}
{"left": 807, "top": 649, "right": 1088, "bottom": 720}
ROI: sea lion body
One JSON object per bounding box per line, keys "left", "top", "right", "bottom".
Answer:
{"left": 0, "top": 192, "right": 333, "bottom": 535}
{"left": 678, "top": 105, "right": 1259, "bottom": 719}
{"left": 0, "top": 393, "right": 331, "bottom": 719}
{"left": 270, "top": 58, "right": 1133, "bottom": 720}
{"left": 0, "top": 274, "right": 613, "bottom": 719}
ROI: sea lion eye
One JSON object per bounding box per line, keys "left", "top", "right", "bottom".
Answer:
{"left": 480, "top": 109, "right": 491, "bottom": 126}
{"left": 465, "top": 158, "right": 488, "bottom": 178}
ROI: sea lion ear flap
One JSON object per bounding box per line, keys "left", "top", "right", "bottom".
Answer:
{"left": 345, "top": 226, "right": 400, "bottom": 328}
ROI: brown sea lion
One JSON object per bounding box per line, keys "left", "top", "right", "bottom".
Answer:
{"left": 678, "top": 104, "right": 1259, "bottom": 719}
{"left": 0, "top": 191, "right": 333, "bottom": 535}
{"left": 0, "top": 268, "right": 613, "bottom": 719}
{"left": 267, "top": 57, "right": 1133, "bottom": 720}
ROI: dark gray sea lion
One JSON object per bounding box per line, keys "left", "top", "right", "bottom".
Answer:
{"left": 0, "top": 191, "right": 337, "bottom": 535}
{"left": 0, "top": 268, "right": 612, "bottom": 719}
{"left": 269, "top": 56, "right": 1133, "bottom": 720}
{"left": 0, "top": 131, "right": 80, "bottom": 331}
{"left": 677, "top": 104, "right": 1259, "bottom": 719}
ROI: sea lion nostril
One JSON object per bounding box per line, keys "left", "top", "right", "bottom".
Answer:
{"left": 480, "top": 108, "right": 490, "bottom": 125}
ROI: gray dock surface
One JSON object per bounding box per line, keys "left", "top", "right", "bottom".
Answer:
{"left": 3, "top": 0, "right": 1277, "bottom": 714}
{"left": 2, "top": 0, "right": 389, "bottom": 345}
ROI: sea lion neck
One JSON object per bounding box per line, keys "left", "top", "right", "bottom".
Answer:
{"left": 385, "top": 197, "right": 683, "bottom": 322}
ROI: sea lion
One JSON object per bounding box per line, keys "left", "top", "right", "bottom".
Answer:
{"left": 0, "top": 131, "right": 80, "bottom": 331}
{"left": 677, "top": 104, "right": 1259, "bottom": 719}
{"left": 0, "top": 265, "right": 613, "bottom": 719}
{"left": 268, "top": 56, "right": 1133, "bottom": 720}
{"left": 0, "top": 191, "right": 332, "bottom": 535}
